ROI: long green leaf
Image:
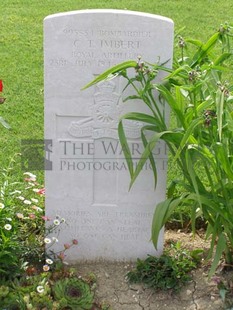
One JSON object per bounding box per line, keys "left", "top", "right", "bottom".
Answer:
{"left": 209, "top": 233, "right": 226, "bottom": 278}
{"left": 206, "top": 222, "right": 218, "bottom": 260}
{"left": 164, "top": 64, "right": 191, "bottom": 79}
{"left": 185, "top": 150, "right": 202, "bottom": 207}
{"left": 188, "top": 144, "right": 216, "bottom": 165}
{"left": 174, "top": 118, "right": 202, "bottom": 161}
{"left": 120, "top": 112, "right": 157, "bottom": 126}
{"left": 159, "top": 131, "right": 184, "bottom": 146}
{"left": 141, "top": 124, "right": 160, "bottom": 132}
{"left": 141, "top": 130, "right": 157, "bottom": 189}
{"left": 216, "top": 88, "right": 225, "bottom": 141}
{"left": 81, "top": 60, "right": 137, "bottom": 90}
{"left": 167, "top": 180, "right": 178, "bottom": 198}
{"left": 209, "top": 65, "right": 230, "bottom": 72}
{"left": 196, "top": 100, "right": 212, "bottom": 114}
{"left": 118, "top": 120, "right": 134, "bottom": 178}
{"left": 123, "top": 95, "right": 141, "bottom": 102}
{"left": 191, "top": 32, "right": 220, "bottom": 67}
{"left": 175, "top": 85, "right": 184, "bottom": 113}
{"left": 151, "top": 198, "right": 173, "bottom": 249}
{"left": 156, "top": 84, "right": 186, "bottom": 128}
{"left": 186, "top": 193, "right": 230, "bottom": 224}
{"left": 128, "top": 130, "right": 186, "bottom": 189}
{"left": 152, "top": 196, "right": 186, "bottom": 249}
{"left": 213, "top": 52, "right": 232, "bottom": 66}
{"left": 185, "top": 38, "right": 203, "bottom": 47}
{"left": 214, "top": 143, "right": 233, "bottom": 179}
{"left": 129, "top": 131, "right": 169, "bottom": 188}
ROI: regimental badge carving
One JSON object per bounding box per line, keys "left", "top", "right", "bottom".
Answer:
{"left": 67, "top": 77, "right": 143, "bottom": 139}
{"left": 68, "top": 117, "right": 93, "bottom": 138}
{"left": 124, "top": 120, "right": 143, "bottom": 139}
{"left": 93, "top": 80, "right": 121, "bottom": 128}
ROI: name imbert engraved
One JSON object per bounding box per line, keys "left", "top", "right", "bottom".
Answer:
{"left": 74, "top": 39, "right": 140, "bottom": 49}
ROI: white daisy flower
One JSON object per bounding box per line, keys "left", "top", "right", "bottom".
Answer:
{"left": 17, "top": 196, "right": 25, "bottom": 201}
{"left": 52, "top": 237, "right": 58, "bottom": 243}
{"left": 4, "top": 224, "right": 12, "bottom": 230}
{"left": 0, "top": 203, "right": 5, "bottom": 209}
{"left": 24, "top": 200, "right": 32, "bottom": 205}
{"left": 10, "top": 190, "right": 22, "bottom": 195}
{"left": 24, "top": 172, "right": 37, "bottom": 179}
{"left": 6, "top": 218, "right": 12, "bottom": 221}
{"left": 44, "top": 238, "right": 51, "bottom": 244}
{"left": 31, "top": 198, "right": 39, "bottom": 203}
{"left": 43, "top": 264, "right": 50, "bottom": 272}
{"left": 46, "top": 258, "right": 53, "bottom": 265}
{"left": 32, "top": 205, "right": 43, "bottom": 212}
{"left": 36, "top": 285, "right": 44, "bottom": 293}
{"left": 53, "top": 219, "right": 60, "bottom": 226}
{"left": 33, "top": 188, "right": 40, "bottom": 193}
{"left": 16, "top": 213, "right": 24, "bottom": 219}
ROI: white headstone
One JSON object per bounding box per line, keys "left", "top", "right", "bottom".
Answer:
{"left": 44, "top": 9, "right": 174, "bottom": 262}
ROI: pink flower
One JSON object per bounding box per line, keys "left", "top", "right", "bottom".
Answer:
{"left": 29, "top": 213, "right": 36, "bottom": 219}
{"left": 64, "top": 243, "right": 71, "bottom": 250}
{"left": 43, "top": 264, "right": 50, "bottom": 272}
{"left": 41, "top": 216, "right": 50, "bottom": 221}
{"left": 72, "top": 239, "right": 78, "bottom": 245}
{"left": 212, "top": 276, "right": 221, "bottom": 285}
{"left": 37, "top": 188, "right": 45, "bottom": 195}
{"left": 57, "top": 252, "right": 65, "bottom": 261}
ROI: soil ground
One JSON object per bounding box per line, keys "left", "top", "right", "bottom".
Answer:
{"left": 78, "top": 230, "right": 232, "bottom": 310}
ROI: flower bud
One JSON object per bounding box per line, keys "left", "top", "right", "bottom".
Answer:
{"left": 64, "top": 243, "right": 71, "bottom": 250}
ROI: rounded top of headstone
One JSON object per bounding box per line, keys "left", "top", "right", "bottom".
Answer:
{"left": 44, "top": 9, "right": 174, "bottom": 25}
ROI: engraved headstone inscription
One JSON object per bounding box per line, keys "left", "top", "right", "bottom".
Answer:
{"left": 44, "top": 10, "right": 174, "bottom": 262}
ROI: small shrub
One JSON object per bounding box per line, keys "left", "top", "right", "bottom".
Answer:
{"left": 53, "top": 277, "right": 94, "bottom": 310}
{"left": 127, "top": 242, "right": 202, "bottom": 291}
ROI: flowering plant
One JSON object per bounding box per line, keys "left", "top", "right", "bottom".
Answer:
{"left": 0, "top": 156, "right": 78, "bottom": 279}
{"left": 0, "top": 157, "right": 100, "bottom": 309}
{"left": 84, "top": 23, "right": 233, "bottom": 277}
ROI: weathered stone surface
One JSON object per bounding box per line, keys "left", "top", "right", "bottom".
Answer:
{"left": 44, "top": 9, "right": 174, "bottom": 262}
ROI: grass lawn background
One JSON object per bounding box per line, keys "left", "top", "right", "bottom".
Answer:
{"left": 0, "top": 0, "right": 232, "bottom": 186}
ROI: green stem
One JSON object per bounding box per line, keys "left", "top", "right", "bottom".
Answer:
{"left": 148, "top": 88, "right": 167, "bottom": 130}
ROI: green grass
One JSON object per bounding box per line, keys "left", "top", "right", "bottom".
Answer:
{"left": 0, "top": 0, "right": 232, "bottom": 185}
